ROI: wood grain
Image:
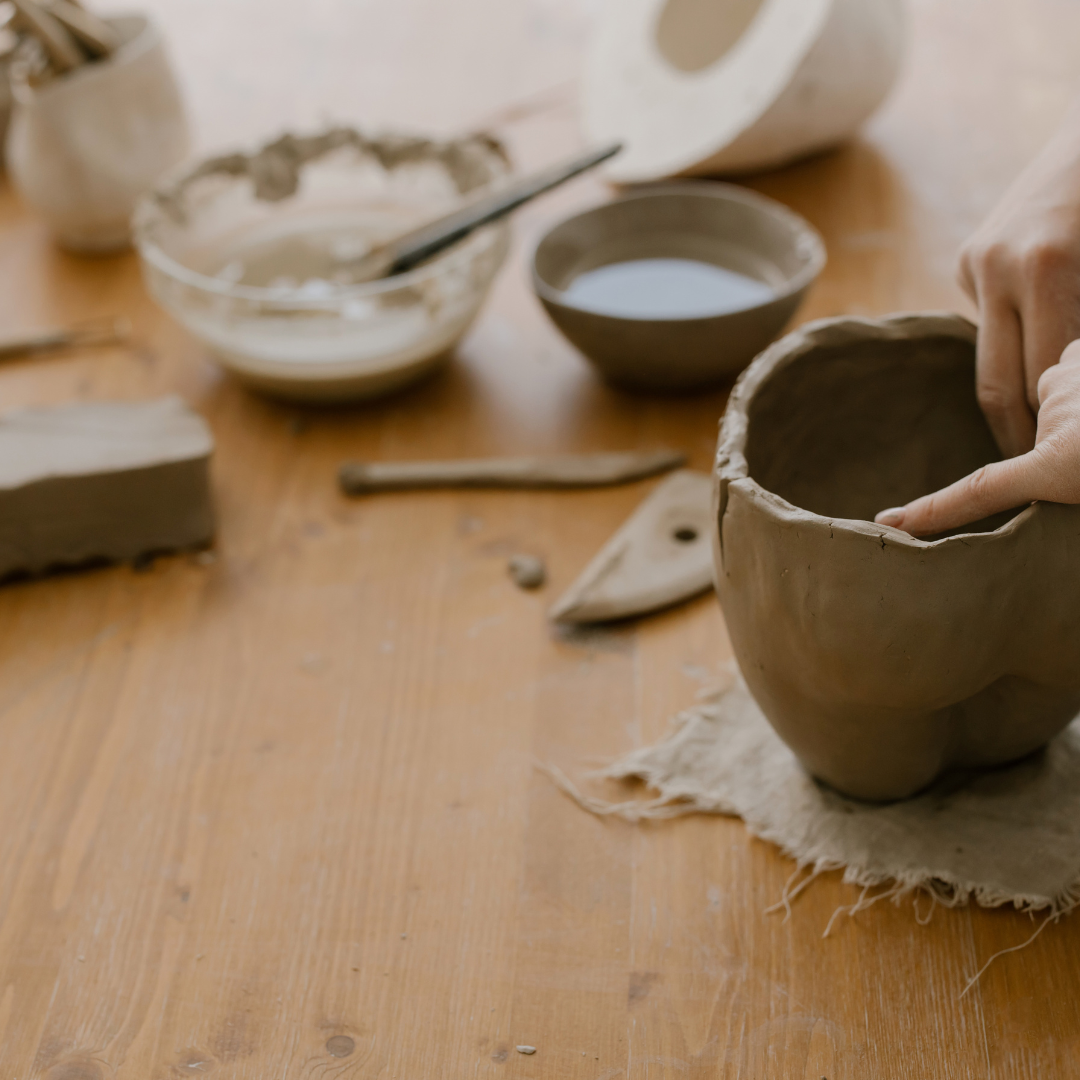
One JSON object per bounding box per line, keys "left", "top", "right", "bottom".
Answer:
{"left": 0, "top": 0, "right": 1078, "bottom": 1076}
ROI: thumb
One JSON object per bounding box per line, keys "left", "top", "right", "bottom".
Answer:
{"left": 874, "top": 454, "right": 1040, "bottom": 537}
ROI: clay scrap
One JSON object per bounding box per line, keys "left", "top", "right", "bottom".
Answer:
{"left": 550, "top": 469, "right": 714, "bottom": 624}
{"left": 0, "top": 396, "right": 214, "bottom": 579}
{"left": 339, "top": 449, "right": 685, "bottom": 494}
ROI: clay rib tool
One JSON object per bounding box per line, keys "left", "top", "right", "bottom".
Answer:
{"left": 550, "top": 470, "right": 714, "bottom": 624}
{"left": 343, "top": 140, "right": 622, "bottom": 282}
{"left": 339, "top": 449, "right": 685, "bottom": 494}
{"left": 44, "top": 0, "right": 120, "bottom": 57}
{"left": 10, "top": 0, "right": 85, "bottom": 71}
{"left": 0, "top": 316, "right": 130, "bottom": 361}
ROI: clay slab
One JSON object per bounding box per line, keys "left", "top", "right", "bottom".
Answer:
{"left": 551, "top": 469, "right": 714, "bottom": 623}
{"left": 714, "top": 313, "right": 1080, "bottom": 801}
{"left": 0, "top": 396, "right": 214, "bottom": 579}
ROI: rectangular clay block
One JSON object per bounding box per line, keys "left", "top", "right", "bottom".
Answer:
{"left": 0, "top": 396, "right": 214, "bottom": 578}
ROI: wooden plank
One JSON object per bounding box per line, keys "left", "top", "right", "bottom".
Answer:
{"left": 0, "top": 0, "right": 1078, "bottom": 1077}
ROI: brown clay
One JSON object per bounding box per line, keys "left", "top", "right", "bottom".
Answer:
{"left": 0, "top": 396, "right": 214, "bottom": 578}
{"left": 714, "top": 312, "right": 1080, "bottom": 801}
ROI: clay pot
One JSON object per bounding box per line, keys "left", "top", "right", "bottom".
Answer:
{"left": 714, "top": 313, "right": 1080, "bottom": 801}
{"left": 6, "top": 13, "right": 190, "bottom": 252}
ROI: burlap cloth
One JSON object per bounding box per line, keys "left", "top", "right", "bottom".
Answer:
{"left": 551, "top": 670, "right": 1080, "bottom": 929}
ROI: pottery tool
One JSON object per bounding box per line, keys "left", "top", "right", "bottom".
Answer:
{"left": 0, "top": 316, "right": 130, "bottom": 360}
{"left": 0, "top": 397, "right": 214, "bottom": 579}
{"left": 339, "top": 449, "right": 685, "bottom": 495}
{"left": 10, "top": 0, "right": 83, "bottom": 71}
{"left": 342, "top": 140, "right": 622, "bottom": 282}
{"left": 584, "top": 0, "right": 904, "bottom": 180}
{"left": 7, "top": 0, "right": 117, "bottom": 82}
{"left": 44, "top": 0, "right": 119, "bottom": 57}
{"left": 550, "top": 470, "right": 714, "bottom": 624}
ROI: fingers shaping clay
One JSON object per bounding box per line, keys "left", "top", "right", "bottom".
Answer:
{"left": 551, "top": 469, "right": 714, "bottom": 624}
{"left": 715, "top": 313, "right": 1080, "bottom": 801}
{"left": 0, "top": 396, "right": 214, "bottom": 579}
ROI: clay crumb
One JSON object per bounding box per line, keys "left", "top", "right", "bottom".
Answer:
{"left": 516, "top": 1046, "right": 536, "bottom": 1055}
{"left": 508, "top": 554, "right": 546, "bottom": 589}
{"left": 400, "top": 933, "right": 407, "bottom": 939}
{"left": 194, "top": 550, "right": 216, "bottom": 566}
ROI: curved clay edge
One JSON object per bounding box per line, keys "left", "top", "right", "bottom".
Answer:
{"left": 531, "top": 181, "right": 827, "bottom": 311}
{"left": 588, "top": 0, "right": 833, "bottom": 183}
{"left": 713, "top": 311, "right": 1040, "bottom": 556}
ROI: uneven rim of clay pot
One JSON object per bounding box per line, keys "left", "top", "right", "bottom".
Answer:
{"left": 531, "top": 181, "right": 826, "bottom": 321}
{"left": 714, "top": 311, "right": 1039, "bottom": 549}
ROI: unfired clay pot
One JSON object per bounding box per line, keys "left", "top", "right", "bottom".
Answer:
{"left": 6, "top": 13, "right": 190, "bottom": 252}
{"left": 714, "top": 313, "right": 1080, "bottom": 801}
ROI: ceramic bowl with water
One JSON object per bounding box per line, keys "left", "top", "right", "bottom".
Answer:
{"left": 532, "top": 182, "right": 825, "bottom": 391}
{"left": 135, "top": 128, "right": 511, "bottom": 403}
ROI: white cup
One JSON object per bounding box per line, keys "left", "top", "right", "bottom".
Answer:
{"left": 6, "top": 12, "right": 191, "bottom": 253}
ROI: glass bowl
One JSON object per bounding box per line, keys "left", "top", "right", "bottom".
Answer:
{"left": 134, "top": 128, "right": 511, "bottom": 403}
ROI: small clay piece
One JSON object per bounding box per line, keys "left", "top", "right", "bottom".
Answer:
{"left": 339, "top": 450, "right": 685, "bottom": 494}
{"left": 0, "top": 396, "right": 214, "bottom": 579}
{"left": 508, "top": 554, "right": 546, "bottom": 589}
{"left": 516, "top": 1046, "right": 536, "bottom": 1055}
{"left": 585, "top": 0, "right": 905, "bottom": 180}
{"left": 550, "top": 470, "right": 713, "bottom": 624}
{"left": 715, "top": 313, "right": 1080, "bottom": 801}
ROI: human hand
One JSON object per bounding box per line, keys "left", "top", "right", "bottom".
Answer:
{"left": 958, "top": 109, "right": 1080, "bottom": 458}
{"left": 875, "top": 340, "right": 1080, "bottom": 536}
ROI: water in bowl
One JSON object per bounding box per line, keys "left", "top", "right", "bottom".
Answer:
{"left": 561, "top": 257, "right": 774, "bottom": 320}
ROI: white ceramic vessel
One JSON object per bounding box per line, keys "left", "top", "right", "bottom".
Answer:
{"left": 6, "top": 13, "right": 190, "bottom": 252}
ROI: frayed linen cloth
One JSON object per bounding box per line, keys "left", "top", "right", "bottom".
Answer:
{"left": 549, "top": 673, "right": 1080, "bottom": 919}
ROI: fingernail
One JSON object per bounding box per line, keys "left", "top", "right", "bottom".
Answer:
{"left": 876, "top": 507, "right": 905, "bottom": 527}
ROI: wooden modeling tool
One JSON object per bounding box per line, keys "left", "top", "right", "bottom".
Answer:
{"left": 550, "top": 470, "right": 714, "bottom": 624}
{"left": 0, "top": 316, "right": 129, "bottom": 360}
{"left": 339, "top": 449, "right": 685, "bottom": 494}
{"left": 343, "top": 140, "right": 622, "bottom": 281}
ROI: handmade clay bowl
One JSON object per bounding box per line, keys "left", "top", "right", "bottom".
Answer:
{"left": 531, "top": 182, "right": 825, "bottom": 391}
{"left": 714, "top": 313, "right": 1080, "bottom": 802}
{"left": 135, "top": 128, "right": 510, "bottom": 404}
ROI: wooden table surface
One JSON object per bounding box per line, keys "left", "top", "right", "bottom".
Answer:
{"left": 1, "top": 0, "right": 1079, "bottom": 1076}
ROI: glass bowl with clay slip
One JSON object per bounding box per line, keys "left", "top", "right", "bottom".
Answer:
{"left": 134, "top": 128, "right": 511, "bottom": 403}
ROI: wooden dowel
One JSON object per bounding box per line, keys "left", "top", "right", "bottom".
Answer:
{"left": 339, "top": 449, "right": 687, "bottom": 494}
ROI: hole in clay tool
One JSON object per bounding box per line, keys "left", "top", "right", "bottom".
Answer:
{"left": 655, "top": 0, "right": 767, "bottom": 74}
{"left": 672, "top": 526, "right": 698, "bottom": 543}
